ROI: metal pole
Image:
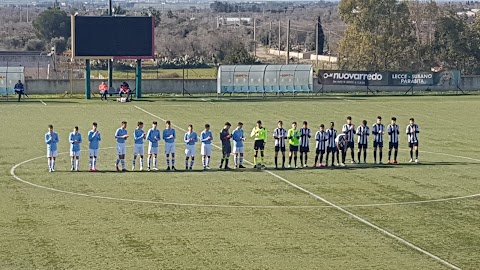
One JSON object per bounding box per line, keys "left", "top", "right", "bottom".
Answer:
{"left": 85, "top": 59, "right": 91, "bottom": 99}
{"left": 315, "top": 23, "right": 319, "bottom": 66}
{"left": 107, "top": 0, "right": 113, "bottom": 90}
{"left": 286, "top": 19, "right": 290, "bottom": 65}
{"left": 135, "top": 59, "right": 142, "bottom": 98}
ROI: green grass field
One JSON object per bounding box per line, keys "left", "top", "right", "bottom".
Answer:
{"left": 1, "top": 95, "right": 480, "bottom": 269}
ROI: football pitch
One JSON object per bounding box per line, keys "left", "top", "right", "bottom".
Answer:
{"left": 1, "top": 94, "right": 480, "bottom": 269}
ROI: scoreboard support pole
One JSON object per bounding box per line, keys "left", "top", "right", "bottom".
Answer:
{"left": 135, "top": 59, "right": 142, "bottom": 98}
{"left": 85, "top": 59, "right": 91, "bottom": 99}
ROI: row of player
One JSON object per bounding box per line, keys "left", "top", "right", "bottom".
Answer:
{"left": 44, "top": 116, "right": 420, "bottom": 172}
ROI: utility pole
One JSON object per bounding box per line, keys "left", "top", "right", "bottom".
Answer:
{"left": 268, "top": 21, "right": 272, "bottom": 49}
{"left": 286, "top": 19, "right": 290, "bottom": 64}
{"left": 278, "top": 20, "right": 281, "bottom": 56}
{"left": 253, "top": 18, "right": 256, "bottom": 57}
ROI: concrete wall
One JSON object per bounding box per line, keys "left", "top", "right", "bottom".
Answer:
{"left": 25, "top": 79, "right": 217, "bottom": 95}
{"left": 24, "top": 76, "right": 480, "bottom": 95}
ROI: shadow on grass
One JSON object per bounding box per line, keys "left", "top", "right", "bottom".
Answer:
{"left": 51, "top": 161, "right": 476, "bottom": 174}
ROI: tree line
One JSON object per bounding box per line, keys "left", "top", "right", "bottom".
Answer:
{"left": 338, "top": 0, "right": 480, "bottom": 74}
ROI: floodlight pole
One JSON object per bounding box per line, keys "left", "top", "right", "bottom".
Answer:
{"left": 107, "top": 0, "right": 113, "bottom": 90}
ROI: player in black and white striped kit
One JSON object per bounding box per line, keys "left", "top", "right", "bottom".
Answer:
{"left": 299, "top": 121, "right": 312, "bottom": 168}
{"left": 406, "top": 118, "right": 420, "bottom": 163}
{"left": 372, "top": 116, "right": 385, "bottom": 164}
{"left": 273, "top": 120, "right": 287, "bottom": 169}
{"left": 314, "top": 124, "right": 328, "bottom": 167}
{"left": 356, "top": 120, "right": 370, "bottom": 164}
{"left": 325, "top": 122, "right": 338, "bottom": 166}
{"left": 387, "top": 117, "right": 400, "bottom": 164}
{"left": 342, "top": 116, "right": 356, "bottom": 163}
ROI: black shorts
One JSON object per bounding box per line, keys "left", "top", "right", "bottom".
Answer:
{"left": 327, "top": 147, "right": 338, "bottom": 153}
{"left": 222, "top": 145, "right": 232, "bottom": 155}
{"left": 373, "top": 141, "right": 383, "bottom": 148}
{"left": 289, "top": 145, "right": 299, "bottom": 152}
{"left": 316, "top": 149, "right": 326, "bottom": 155}
{"left": 300, "top": 146, "right": 310, "bottom": 153}
{"left": 275, "top": 146, "right": 286, "bottom": 152}
{"left": 358, "top": 143, "right": 367, "bottom": 150}
{"left": 254, "top": 140, "right": 265, "bottom": 150}
{"left": 347, "top": 141, "right": 355, "bottom": 149}
{"left": 389, "top": 142, "right": 399, "bottom": 149}
{"left": 408, "top": 142, "right": 419, "bottom": 148}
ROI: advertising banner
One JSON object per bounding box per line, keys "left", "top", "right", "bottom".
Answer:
{"left": 318, "top": 71, "right": 388, "bottom": 86}
{"left": 318, "top": 70, "right": 445, "bottom": 87}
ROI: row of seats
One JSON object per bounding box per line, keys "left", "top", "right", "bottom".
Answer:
{"left": 221, "top": 85, "right": 311, "bottom": 93}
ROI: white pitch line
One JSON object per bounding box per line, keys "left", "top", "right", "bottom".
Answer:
{"left": 134, "top": 105, "right": 462, "bottom": 270}
{"left": 201, "top": 98, "right": 215, "bottom": 104}
{"left": 40, "top": 100, "right": 47, "bottom": 106}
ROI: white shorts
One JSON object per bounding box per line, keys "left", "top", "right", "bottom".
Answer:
{"left": 116, "top": 143, "right": 126, "bottom": 155}
{"left": 185, "top": 144, "right": 196, "bottom": 157}
{"left": 233, "top": 147, "right": 244, "bottom": 154}
{"left": 165, "top": 142, "right": 175, "bottom": 155}
{"left": 47, "top": 150, "right": 58, "bottom": 158}
{"left": 148, "top": 145, "right": 159, "bottom": 155}
{"left": 70, "top": 150, "right": 81, "bottom": 157}
{"left": 201, "top": 143, "right": 212, "bottom": 156}
{"left": 134, "top": 144, "right": 144, "bottom": 156}
{"left": 89, "top": 149, "right": 99, "bottom": 157}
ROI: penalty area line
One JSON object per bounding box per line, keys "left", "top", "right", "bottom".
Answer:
{"left": 133, "top": 105, "right": 463, "bottom": 270}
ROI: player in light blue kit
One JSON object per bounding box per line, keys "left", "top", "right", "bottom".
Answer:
{"left": 88, "top": 122, "right": 101, "bottom": 172}
{"left": 45, "top": 124, "right": 59, "bottom": 172}
{"left": 69, "top": 126, "right": 82, "bottom": 171}
{"left": 184, "top": 124, "right": 198, "bottom": 170}
{"left": 132, "top": 121, "right": 146, "bottom": 171}
{"left": 163, "top": 120, "right": 176, "bottom": 171}
{"left": 146, "top": 121, "right": 161, "bottom": 171}
{"left": 200, "top": 124, "right": 213, "bottom": 170}
{"left": 114, "top": 121, "right": 129, "bottom": 172}
{"left": 231, "top": 122, "right": 246, "bottom": 169}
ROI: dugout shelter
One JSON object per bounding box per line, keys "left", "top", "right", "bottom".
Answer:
{"left": 217, "top": 64, "right": 313, "bottom": 95}
{"left": 0, "top": 66, "right": 25, "bottom": 99}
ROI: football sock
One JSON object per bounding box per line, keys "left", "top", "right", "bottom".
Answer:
{"left": 185, "top": 158, "right": 189, "bottom": 167}
{"left": 305, "top": 154, "right": 308, "bottom": 165}
{"left": 410, "top": 150, "right": 413, "bottom": 159}
{"left": 172, "top": 158, "right": 176, "bottom": 167}
{"left": 140, "top": 158, "right": 143, "bottom": 168}
{"left": 116, "top": 159, "right": 120, "bottom": 166}
{"left": 220, "top": 158, "right": 224, "bottom": 167}
{"left": 240, "top": 156, "right": 244, "bottom": 165}
{"left": 357, "top": 152, "right": 361, "bottom": 162}
{"left": 52, "top": 160, "right": 55, "bottom": 169}
{"left": 294, "top": 156, "right": 297, "bottom": 167}
{"left": 388, "top": 149, "right": 392, "bottom": 160}
{"left": 261, "top": 156, "right": 264, "bottom": 165}
{"left": 132, "top": 157, "right": 136, "bottom": 168}
{"left": 289, "top": 156, "right": 292, "bottom": 165}
{"left": 121, "top": 159, "right": 125, "bottom": 169}
{"left": 282, "top": 156, "right": 285, "bottom": 166}
{"left": 48, "top": 159, "right": 51, "bottom": 169}
{"left": 300, "top": 155, "right": 304, "bottom": 166}
{"left": 202, "top": 157, "right": 206, "bottom": 167}
{"left": 253, "top": 156, "right": 257, "bottom": 165}
{"left": 75, "top": 160, "right": 79, "bottom": 170}
{"left": 363, "top": 151, "right": 367, "bottom": 162}
{"left": 320, "top": 153, "right": 324, "bottom": 164}
{"left": 147, "top": 157, "right": 151, "bottom": 168}
{"left": 379, "top": 151, "right": 383, "bottom": 162}
{"left": 93, "top": 157, "right": 96, "bottom": 169}
{"left": 167, "top": 158, "right": 170, "bottom": 167}
{"left": 225, "top": 158, "right": 229, "bottom": 168}
{"left": 394, "top": 149, "right": 398, "bottom": 160}
{"left": 314, "top": 155, "right": 319, "bottom": 165}
{"left": 275, "top": 156, "right": 278, "bottom": 167}
{"left": 206, "top": 157, "right": 210, "bottom": 166}
{"left": 190, "top": 158, "right": 194, "bottom": 168}
{"left": 415, "top": 149, "right": 418, "bottom": 159}
{"left": 153, "top": 158, "right": 157, "bottom": 168}
{"left": 373, "top": 150, "right": 377, "bottom": 162}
